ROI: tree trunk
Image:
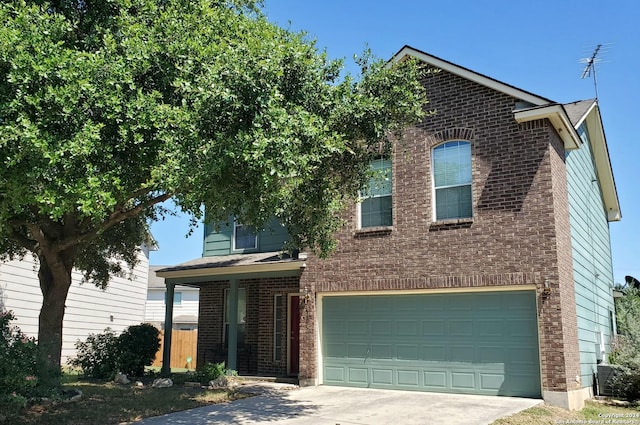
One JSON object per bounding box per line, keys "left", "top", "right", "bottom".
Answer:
{"left": 36, "top": 252, "right": 74, "bottom": 389}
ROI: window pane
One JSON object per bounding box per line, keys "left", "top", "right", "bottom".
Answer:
{"left": 433, "top": 141, "right": 471, "bottom": 187}
{"left": 235, "top": 224, "right": 257, "bottom": 250}
{"left": 361, "top": 195, "right": 392, "bottom": 227}
{"left": 435, "top": 185, "right": 472, "bottom": 220}
{"left": 363, "top": 159, "right": 392, "bottom": 198}
{"left": 360, "top": 158, "right": 392, "bottom": 228}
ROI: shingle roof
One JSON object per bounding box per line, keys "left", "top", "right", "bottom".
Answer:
{"left": 155, "top": 251, "right": 301, "bottom": 274}
{"left": 563, "top": 99, "right": 596, "bottom": 127}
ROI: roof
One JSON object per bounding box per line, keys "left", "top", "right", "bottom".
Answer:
{"left": 390, "top": 46, "right": 620, "bottom": 222}
{"left": 391, "top": 45, "right": 554, "bottom": 106}
{"left": 149, "top": 265, "right": 168, "bottom": 288}
{"left": 155, "top": 251, "right": 305, "bottom": 283}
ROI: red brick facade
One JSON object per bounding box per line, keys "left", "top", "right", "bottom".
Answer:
{"left": 297, "top": 67, "right": 580, "bottom": 394}
{"left": 193, "top": 60, "right": 582, "bottom": 402}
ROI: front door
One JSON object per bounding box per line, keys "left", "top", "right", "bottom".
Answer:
{"left": 288, "top": 295, "right": 300, "bottom": 375}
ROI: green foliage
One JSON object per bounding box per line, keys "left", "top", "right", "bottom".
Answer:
{"left": 609, "top": 288, "right": 640, "bottom": 400}
{"left": 70, "top": 324, "right": 159, "bottom": 379}
{"left": 0, "top": 311, "right": 38, "bottom": 416}
{"left": 69, "top": 328, "right": 119, "bottom": 379}
{"left": 194, "top": 362, "right": 232, "bottom": 384}
{"left": 116, "top": 324, "right": 160, "bottom": 377}
{"left": 0, "top": 0, "right": 426, "bottom": 382}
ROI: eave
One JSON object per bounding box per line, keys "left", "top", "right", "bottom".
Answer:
{"left": 390, "top": 45, "right": 553, "bottom": 106}
{"left": 583, "top": 104, "right": 621, "bottom": 221}
{"left": 513, "top": 104, "right": 582, "bottom": 150}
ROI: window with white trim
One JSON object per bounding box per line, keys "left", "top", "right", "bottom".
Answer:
{"left": 233, "top": 222, "right": 257, "bottom": 251}
{"left": 359, "top": 158, "right": 392, "bottom": 228}
{"left": 433, "top": 141, "right": 472, "bottom": 220}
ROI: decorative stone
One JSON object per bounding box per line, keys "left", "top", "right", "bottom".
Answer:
{"left": 62, "top": 389, "right": 83, "bottom": 403}
{"left": 208, "top": 376, "right": 239, "bottom": 390}
{"left": 152, "top": 378, "right": 173, "bottom": 388}
{"left": 135, "top": 381, "right": 144, "bottom": 388}
{"left": 208, "top": 376, "right": 228, "bottom": 389}
{"left": 114, "top": 372, "right": 130, "bottom": 384}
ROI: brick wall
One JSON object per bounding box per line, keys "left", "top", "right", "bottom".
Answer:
{"left": 299, "top": 67, "right": 578, "bottom": 393}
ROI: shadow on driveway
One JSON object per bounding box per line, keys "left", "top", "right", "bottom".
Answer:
{"left": 135, "top": 385, "right": 542, "bottom": 425}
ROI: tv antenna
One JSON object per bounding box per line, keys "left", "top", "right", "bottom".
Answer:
{"left": 579, "top": 43, "right": 611, "bottom": 99}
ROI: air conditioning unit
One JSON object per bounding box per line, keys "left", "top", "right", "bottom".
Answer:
{"left": 597, "top": 364, "right": 617, "bottom": 397}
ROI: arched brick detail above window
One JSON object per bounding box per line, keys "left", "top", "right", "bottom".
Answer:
{"left": 429, "top": 128, "right": 475, "bottom": 148}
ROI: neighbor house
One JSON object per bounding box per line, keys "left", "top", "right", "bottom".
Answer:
{"left": 156, "top": 46, "right": 620, "bottom": 410}
{"left": 0, "top": 247, "right": 153, "bottom": 364}
{"left": 145, "top": 265, "right": 199, "bottom": 331}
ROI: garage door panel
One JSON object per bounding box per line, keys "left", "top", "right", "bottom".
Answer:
{"left": 397, "top": 344, "right": 419, "bottom": 360}
{"left": 422, "top": 319, "right": 446, "bottom": 336}
{"left": 347, "top": 343, "right": 368, "bottom": 358}
{"left": 372, "top": 368, "right": 394, "bottom": 385}
{"left": 448, "top": 320, "right": 473, "bottom": 336}
{"left": 477, "top": 320, "right": 505, "bottom": 337}
{"left": 322, "top": 291, "right": 541, "bottom": 397}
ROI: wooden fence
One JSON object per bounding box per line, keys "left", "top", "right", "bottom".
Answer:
{"left": 152, "top": 330, "right": 198, "bottom": 370}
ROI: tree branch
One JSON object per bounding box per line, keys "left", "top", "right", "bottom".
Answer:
{"left": 55, "top": 191, "right": 174, "bottom": 252}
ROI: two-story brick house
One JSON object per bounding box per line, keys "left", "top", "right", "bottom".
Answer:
{"left": 156, "top": 45, "right": 620, "bottom": 410}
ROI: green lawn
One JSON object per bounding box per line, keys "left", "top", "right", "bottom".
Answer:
{"left": 4, "top": 374, "right": 245, "bottom": 425}
{"left": 492, "top": 400, "right": 640, "bottom": 425}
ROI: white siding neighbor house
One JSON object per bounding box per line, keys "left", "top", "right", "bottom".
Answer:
{"left": 0, "top": 247, "right": 153, "bottom": 364}
{"left": 145, "top": 265, "right": 199, "bottom": 330}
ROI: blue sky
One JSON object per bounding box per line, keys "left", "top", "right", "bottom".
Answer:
{"left": 150, "top": 0, "right": 639, "bottom": 284}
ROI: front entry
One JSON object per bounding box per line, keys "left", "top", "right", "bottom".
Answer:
{"left": 288, "top": 295, "right": 300, "bottom": 375}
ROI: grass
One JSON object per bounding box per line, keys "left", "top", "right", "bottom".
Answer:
{"left": 3, "top": 374, "right": 247, "bottom": 425}
{"left": 491, "top": 400, "right": 640, "bottom": 425}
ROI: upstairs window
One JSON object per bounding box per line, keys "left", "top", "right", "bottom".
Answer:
{"left": 233, "top": 222, "right": 257, "bottom": 251}
{"left": 433, "top": 141, "right": 472, "bottom": 220}
{"left": 359, "top": 158, "right": 392, "bottom": 228}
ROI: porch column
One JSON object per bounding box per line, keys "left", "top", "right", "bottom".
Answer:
{"left": 227, "top": 279, "right": 238, "bottom": 371}
{"left": 161, "top": 281, "right": 175, "bottom": 376}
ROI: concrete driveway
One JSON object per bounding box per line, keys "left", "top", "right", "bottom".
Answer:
{"left": 136, "top": 384, "right": 541, "bottom": 425}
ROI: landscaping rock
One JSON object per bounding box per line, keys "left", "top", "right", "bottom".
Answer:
{"left": 135, "top": 381, "right": 144, "bottom": 388}
{"left": 208, "top": 376, "right": 239, "bottom": 390}
{"left": 152, "top": 378, "right": 173, "bottom": 388}
{"left": 114, "top": 373, "right": 130, "bottom": 384}
{"left": 62, "top": 389, "right": 83, "bottom": 403}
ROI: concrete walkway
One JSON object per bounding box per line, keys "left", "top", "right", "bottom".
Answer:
{"left": 136, "top": 383, "right": 542, "bottom": 425}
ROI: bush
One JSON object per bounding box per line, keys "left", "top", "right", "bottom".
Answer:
{"left": 609, "top": 288, "right": 640, "bottom": 401}
{"left": 116, "top": 323, "right": 160, "bottom": 377}
{"left": 70, "top": 323, "right": 159, "bottom": 379}
{"left": 69, "top": 328, "right": 119, "bottom": 379}
{"left": 195, "top": 362, "right": 228, "bottom": 384}
{"left": 0, "top": 311, "right": 38, "bottom": 416}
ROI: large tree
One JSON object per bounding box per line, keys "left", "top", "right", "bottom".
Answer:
{"left": 0, "top": 0, "right": 425, "bottom": 386}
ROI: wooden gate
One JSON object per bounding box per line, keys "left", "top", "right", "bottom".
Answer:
{"left": 152, "top": 330, "right": 198, "bottom": 370}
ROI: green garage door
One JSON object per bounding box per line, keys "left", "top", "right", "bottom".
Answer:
{"left": 322, "top": 291, "right": 540, "bottom": 397}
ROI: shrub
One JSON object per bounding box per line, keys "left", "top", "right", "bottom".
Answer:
{"left": 116, "top": 323, "right": 160, "bottom": 377}
{"left": 609, "top": 288, "right": 640, "bottom": 401}
{"left": 0, "top": 311, "right": 38, "bottom": 416}
{"left": 69, "top": 328, "right": 119, "bottom": 379}
{"left": 195, "top": 362, "right": 228, "bottom": 384}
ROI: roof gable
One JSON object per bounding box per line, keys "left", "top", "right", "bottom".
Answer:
{"left": 391, "top": 45, "right": 553, "bottom": 106}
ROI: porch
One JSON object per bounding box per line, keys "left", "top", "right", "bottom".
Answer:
{"left": 155, "top": 252, "right": 306, "bottom": 378}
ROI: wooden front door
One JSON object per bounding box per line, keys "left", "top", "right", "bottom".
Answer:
{"left": 289, "top": 295, "right": 300, "bottom": 375}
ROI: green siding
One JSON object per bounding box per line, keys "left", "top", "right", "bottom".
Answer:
{"left": 322, "top": 292, "right": 541, "bottom": 397}
{"left": 202, "top": 217, "right": 290, "bottom": 256}
{"left": 566, "top": 123, "right": 616, "bottom": 389}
